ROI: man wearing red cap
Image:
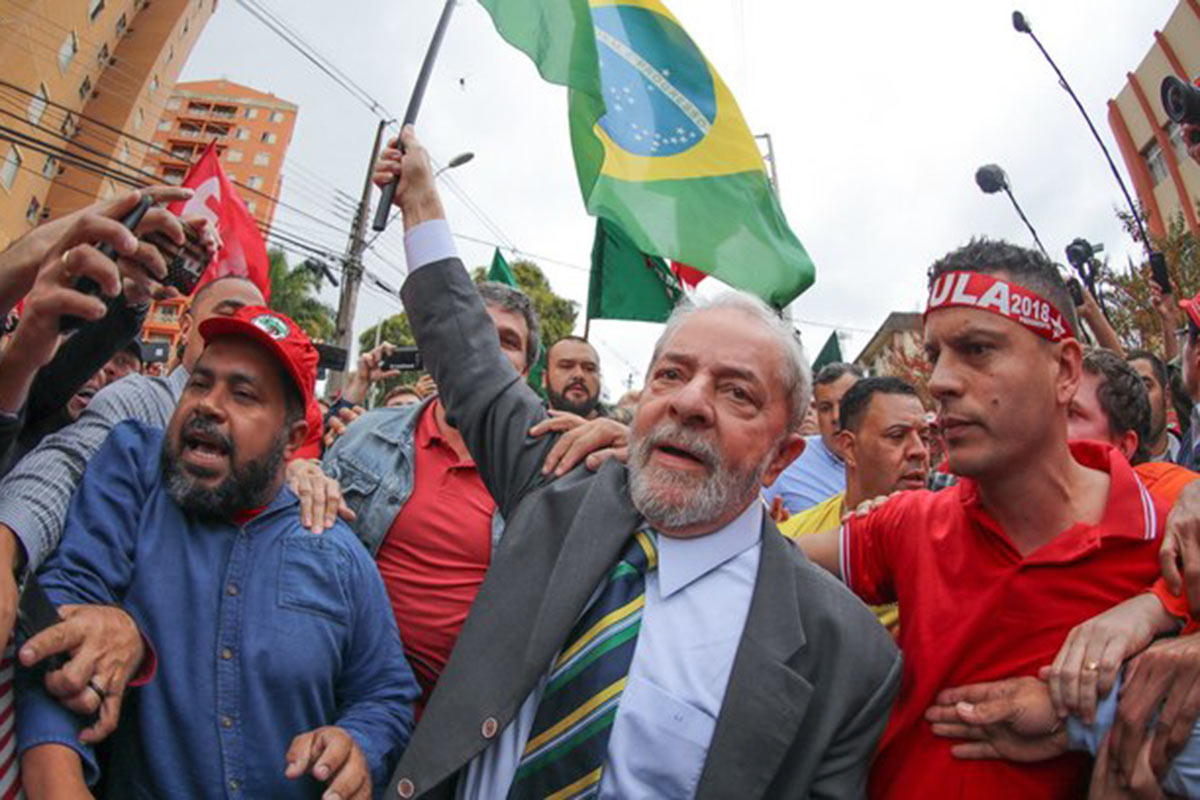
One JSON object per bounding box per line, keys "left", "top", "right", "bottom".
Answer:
{"left": 798, "top": 238, "right": 1166, "bottom": 799}
{"left": 15, "top": 306, "right": 418, "bottom": 800}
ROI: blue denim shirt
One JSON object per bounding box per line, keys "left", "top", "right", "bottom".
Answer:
{"left": 16, "top": 421, "right": 418, "bottom": 798}
{"left": 322, "top": 399, "right": 504, "bottom": 556}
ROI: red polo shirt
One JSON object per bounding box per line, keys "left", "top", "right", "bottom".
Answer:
{"left": 841, "top": 441, "right": 1165, "bottom": 800}
{"left": 374, "top": 402, "right": 495, "bottom": 709}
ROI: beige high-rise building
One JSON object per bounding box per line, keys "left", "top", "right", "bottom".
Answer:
{"left": 1109, "top": 0, "right": 1200, "bottom": 240}
{"left": 0, "top": 0, "right": 216, "bottom": 250}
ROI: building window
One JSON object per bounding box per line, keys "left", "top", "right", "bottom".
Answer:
{"left": 167, "top": 97, "right": 181, "bottom": 111}
{"left": 120, "top": 143, "right": 131, "bottom": 164}
{"left": 42, "top": 155, "right": 56, "bottom": 178}
{"left": 78, "top": 76, "right": 93, "bottom": 102}
{"left": 269, "top": 110, "right": 284, "bottom": 123}
{"left": 1144, "top": 140, "right": 1169, "bottom": 186}
{"left": 1167, "top": 123, "right": 1191, "bottom": 167}
{"left": 115, "top": 13, "right": 127, "bottom": 36}
{"left": 157, "top": 120, "right": 171, "bottom": 132}
{"left": 246, "top": 200, "right": 257, "bottom": 214}
{"left": 166, "top": 45, "right": 175, "bottom": 63}
{"left": 206, "top": 124, "right": 230, "bottom": 138}
{"left": 252, "top": 152, "right": 269, "bottom": 166}
{"left": 187, "top": 101, "right": 210, "bottom": 114}
{"left": 135, "top": 107, "right": 144, "bottom": 129}
{"left": 212, "top": 105, "right": 236, "bottom": 119}
{"left": 244, "top": 108, "right": 258, "bottom": 120}
{"left": 150, "top": 75, "right": 159, "bottom": 93}
{"left": 170, "top": 144, "right": 193, "bottom": 160}
{"left": 2, "top": 147, "right": 22, "bottom": 190}
{"left": 162, "top": 167, "right": 186, "bottom": 184}
{"left": 226, "top": 173, "right": 237, "bottom": 182}
{"left": 60, "top": 113, "right": 76, "bottom": 138}
{"left": 58, "top": 32, "right": 79, "bottom": 72}
{"left": 27, "top": 85, "right": 48, "bottom": 126}
{"left": 260, "top": 131, "right": 277, "bottom": 145}
{"left": 88, "top": 0, "right": 106, "bottom": 22}
{"left": 96, "top": 43, "right": 109, "bottom": 68}
{"left": 235, "top": 128, "right": 249, "bottom": 140}
{"left": 246, "top": 175, "right": 263, "bottom": 189}
{"left": 226, "top": 149, "right": 243, "bottom": 163}
{"left": 25, "top": 197, "right": 41, "bottom": 225}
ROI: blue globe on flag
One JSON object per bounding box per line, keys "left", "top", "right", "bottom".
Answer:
{"left": 592, "top": 5, "right": 716, "bottom": 159}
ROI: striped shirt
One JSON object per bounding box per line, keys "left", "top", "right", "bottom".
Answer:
{"left": 0, "top": 368, "right": 189, "bottom": 576}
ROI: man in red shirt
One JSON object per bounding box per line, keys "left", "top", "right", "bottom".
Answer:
{"left": 799, "top": 238, "right": 1166, "bottom": 799}
{"left": 322, "top": 282, "right": 540, "bottom": 711}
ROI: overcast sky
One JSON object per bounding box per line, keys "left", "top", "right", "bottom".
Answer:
{"left": 182, "top": 0, "right": 1177, "bottom": 399}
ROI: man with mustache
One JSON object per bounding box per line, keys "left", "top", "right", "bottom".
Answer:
{"left": 780, "top": 376, "right": 930, "bottom": 632}
{"left": 373, "top": 126, "right": 900, "bottom": 799}
{"left": 16, "top": 305, "right": 417, "bottom": 799}
{"left": 796, "top": 239, "right": 1168, "bottom": 799}
{"left": 544, "top": 335, "right": 604, "bottom": 419}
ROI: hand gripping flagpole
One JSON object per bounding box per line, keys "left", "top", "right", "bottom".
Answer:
{"left": 372, "top": 0, "right": 458, "bottom": 232}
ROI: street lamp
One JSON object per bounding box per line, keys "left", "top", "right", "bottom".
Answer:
{"left": 974, "top": 163, "right": 1051, "bottom": 260}
{"left": 435, "top": 151, "right": 475, "bottom": 178}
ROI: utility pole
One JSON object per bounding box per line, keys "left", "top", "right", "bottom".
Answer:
{"left": 327, "top": 118, "right": 388, "bottom": 396}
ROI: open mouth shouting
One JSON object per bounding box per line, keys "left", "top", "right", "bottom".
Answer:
{"left": 179, "top": 420, "right": 233, "bottom": 475}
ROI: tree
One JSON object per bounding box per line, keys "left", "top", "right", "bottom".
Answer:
{"left": 267, "top": 249, "right": 337, "bottom": 341}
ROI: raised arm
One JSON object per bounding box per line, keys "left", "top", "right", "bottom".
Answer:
{"left": 381, "top": 127, "right": 554, "bottom": 516}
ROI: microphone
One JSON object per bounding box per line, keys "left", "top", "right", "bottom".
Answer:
{"left": 975, "top": 164, "right": 1008, "bottom": 195}
{"left": 1011, "top": 11, "right": 1031, "bottom": 34}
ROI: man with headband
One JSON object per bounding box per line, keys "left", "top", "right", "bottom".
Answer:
{"left": 797, "top": 238, "right": 1166, "bottom": 799}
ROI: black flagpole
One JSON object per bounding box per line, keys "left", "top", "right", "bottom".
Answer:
{"left": 372, "top": 0, "right": 457, "bottom": 232}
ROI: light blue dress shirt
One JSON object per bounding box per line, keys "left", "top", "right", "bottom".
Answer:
{"left": 1067, "top": 672, "right": 1200, "bottom": 796}
{"left": 404, "top": 219, "right": 763, "bottom": 797}
{"left": 457, "top": 501, "right": 763, "bottom": 799}
{"left": 762, "top": 434, "right": 845, "bottom": 514}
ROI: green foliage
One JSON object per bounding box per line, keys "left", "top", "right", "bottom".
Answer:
{"left": 1102, "top": 209, "right": 1200, "bottom": 352}
{"left": 267, "top": 249, "right": 336, "bottom": 341}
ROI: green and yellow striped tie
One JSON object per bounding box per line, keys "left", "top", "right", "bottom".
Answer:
{"left": 507, "top": 529, "right": 658, "bottom": 800}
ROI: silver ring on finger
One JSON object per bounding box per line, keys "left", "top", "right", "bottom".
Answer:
{"left": 87, "top": 679, "right": 108, "bottom": 702}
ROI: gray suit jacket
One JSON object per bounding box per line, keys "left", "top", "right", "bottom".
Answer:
{"left": 387, "top": 258, "right": 901, "bottom": 799}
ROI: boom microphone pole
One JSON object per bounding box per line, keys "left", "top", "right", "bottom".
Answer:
{"left": 372, "top": 0, "right": 457, "bottom": 232}
{"left": 1011, "top": 10, "right": 1159, "bottom": 268}
{"left": 975, "top": 164, "right": 1051, "bottom": 260}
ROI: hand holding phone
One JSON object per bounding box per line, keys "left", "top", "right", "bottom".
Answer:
{"left": 59, "top": 195, "right": 155, "bottom": 332}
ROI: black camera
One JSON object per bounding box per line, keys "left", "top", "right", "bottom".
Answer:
{"left": 1162, "top": 76, "right": 1200, "bottom": 131}
{"left": 381, "top": 346, "right": 423, "bottom": 372}
{"left": 1065, "top": 238, "right": 1103, "bottom": 270}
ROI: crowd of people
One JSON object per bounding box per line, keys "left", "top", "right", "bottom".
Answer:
{"left": 3, "top": 123, "right": 1200, "bottom": 799}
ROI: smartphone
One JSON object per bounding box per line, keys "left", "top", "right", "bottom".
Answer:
{"left": 314, "top": 343, "right": 349, "bottom": 372}
{"left": 142, "top": 224, "right": 212, "bottom": 296}
{"left": 17, "top": 574, "right": 69, "bottom": 672}
{"left": 1150, "top": 252, "right": 1173, "bottom": 295}
{"left": 1067, "top": 277, "right": 1085, "bottom": 307}
{"left": 60, "top": 195, "right": 155, "bottom": 332}
{"left": 381, "top": 346, "right": 423, "bottom": 372}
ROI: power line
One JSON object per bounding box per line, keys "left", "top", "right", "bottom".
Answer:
{"left": 233, "top": 0, "right": 393, "bottom": 119}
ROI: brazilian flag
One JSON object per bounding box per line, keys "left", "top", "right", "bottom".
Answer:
{"left": 480, "top": 0, "right": 815, "bottom": 309}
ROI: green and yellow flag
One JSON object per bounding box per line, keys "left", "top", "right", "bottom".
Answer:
{"left": 480, "top": 0, "right": 815, "bottom": 308}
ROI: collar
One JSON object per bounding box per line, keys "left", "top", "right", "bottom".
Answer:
{"left": 418, "top": 400, "right": 476, "bottom": 467}
{"left": 956, "top": 440, "right": 1159, "bottom": 557}
{"left": 657, "top": 501, "right": 763, "bottom": 598}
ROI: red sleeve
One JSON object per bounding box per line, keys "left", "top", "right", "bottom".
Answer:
{"left": 840, "top": 495, "right": 914, "bottom": 605}
{"left": 128, "top": 630, "right": 157, "bottom": 687}
{"left": 1150, "top": 577, "right": 1193, "bottom": 630}
{"left": 291, "top": 396, "right": 324, "bottom": 461}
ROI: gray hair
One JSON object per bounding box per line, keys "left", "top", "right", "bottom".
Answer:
{"left": 477, "top": 281, "right": 541, "bottom": 369}
{"left": 648, "top": 292, "right": 812, "bottom": 432}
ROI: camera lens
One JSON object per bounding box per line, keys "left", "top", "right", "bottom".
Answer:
{"left": 1161, "top": 76, "right": 1200, "bottom": 126}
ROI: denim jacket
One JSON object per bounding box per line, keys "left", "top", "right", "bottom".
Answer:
{"left": 321, "top": 398, "right": 505, "bottom": 556}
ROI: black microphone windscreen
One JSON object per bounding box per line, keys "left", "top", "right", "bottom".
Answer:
{"left": 1012, "top": 11, "right": 1031, "bottom": 33}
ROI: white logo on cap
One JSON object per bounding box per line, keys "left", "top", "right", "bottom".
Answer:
{"left": 251, "top": 314, "right": 289, "bottom": 340}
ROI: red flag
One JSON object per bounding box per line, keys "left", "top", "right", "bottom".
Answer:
{"left": 670, "top": 261, "right": 707, "bottom": 289}
{"left": 168, "top": 142, "right": 270, "bottom": 301}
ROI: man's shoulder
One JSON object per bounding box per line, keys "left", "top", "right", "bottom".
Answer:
{"left": 105, "top": 419, "right": 166, "bottom": 456}
{"left": 781, "top": 493, "right": 844, "bottom": 538}
{"left": 766, "top": 532, "right": 900, "bottom": 673}
{"left": 89, "top": 371, "right": 179, "bottom": 426}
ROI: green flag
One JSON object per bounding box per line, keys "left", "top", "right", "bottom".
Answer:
{"left": 487, "top": 248, "right": 518, "bottom": 286}
{"left": 812, "top": 331, "right": 844, "bottom": 371}
{"left": 479, "top": 0, "right": 815, "bottom": 308}
{"left": 588, "top": 217, "right": 682, "bottom": 322}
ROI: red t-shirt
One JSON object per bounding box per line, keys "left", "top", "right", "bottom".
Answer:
{"left": 841, "top": 441, "right": 1165, "bottom": 800}
{"left": 1137, "top": 462, "right": 1200, "bottom": 634}
{"left": 374, "top": 403, "right": 495, "bottom": 710}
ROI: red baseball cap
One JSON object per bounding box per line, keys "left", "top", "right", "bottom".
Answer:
{"left": 1180, "top": 292, "right": 1200, "bottom": 331}
{"left": 198, "top": 305, "right": 318, "bottom": 411}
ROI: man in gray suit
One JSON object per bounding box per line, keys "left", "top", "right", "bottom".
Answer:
{"left": 375, "top": 126, "right": 900, "bottom": 799}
